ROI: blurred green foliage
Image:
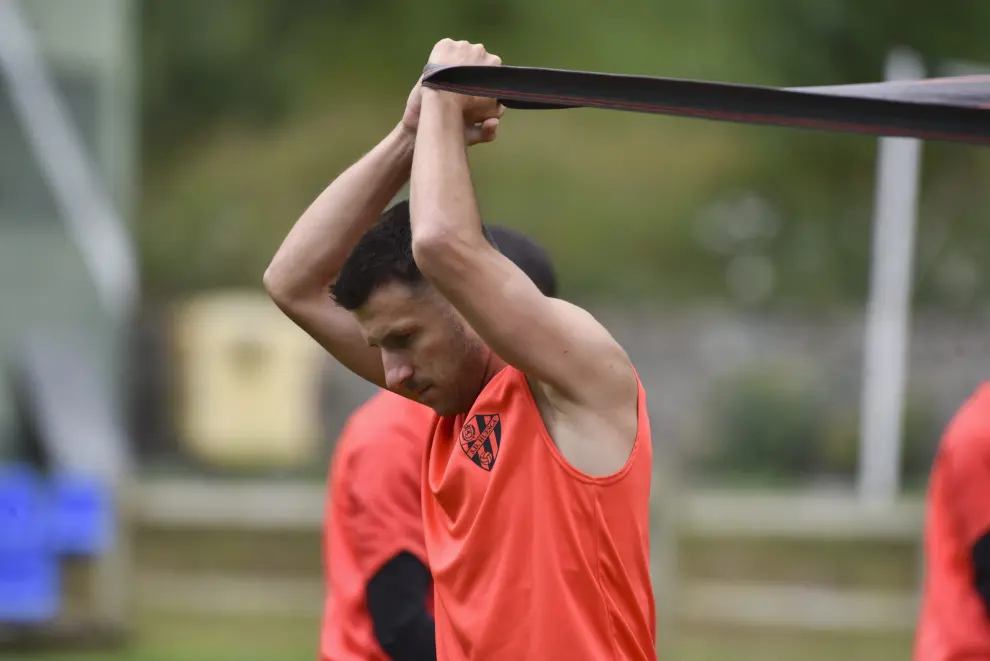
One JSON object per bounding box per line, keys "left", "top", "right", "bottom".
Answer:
{"left": 697, "top": 362, "right": 942, "bottom": 486}
{"left": 138, "top": 0, "right": 990, "bottom": 305}
{"left": 699, "top": 364, "right": 827, "bottom": 482}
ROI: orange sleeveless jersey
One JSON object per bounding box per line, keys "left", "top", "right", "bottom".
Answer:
{"left": 321, "top": 390, "right": 436, "bottom": 661}
{"left": 914, "top": 383, "right": 990, "bottom": 661}
{"left": 424, "top": 366, "right": 657, "bottom": 661}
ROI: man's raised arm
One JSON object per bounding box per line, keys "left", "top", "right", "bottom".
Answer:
{"left": 409, "top": 41, "right": 637, "bottom": 424}
{"left": 264, "top": 78, "right": 498, "bottom": 388}
{"left": 264, "top": 123, "right": 414, "bottom": 388}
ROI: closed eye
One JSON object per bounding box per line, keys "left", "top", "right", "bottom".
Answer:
{"left": 381, "top": 331, "right": 415, "bottom": 350}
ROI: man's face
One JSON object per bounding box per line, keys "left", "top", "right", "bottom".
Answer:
{"left": 355, "top": 281, "right": 489, "bottom": 416}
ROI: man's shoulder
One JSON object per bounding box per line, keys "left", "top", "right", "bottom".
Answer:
{"left": 470, "top": 362, "right": 644, "bottom": 412}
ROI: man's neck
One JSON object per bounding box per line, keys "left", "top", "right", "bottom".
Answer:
{"left": 481, "top": 349, "right": 507, "bottom": 388}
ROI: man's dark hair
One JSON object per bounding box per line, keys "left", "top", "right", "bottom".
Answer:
{"left": 331, "top": 200, "right": 558, "bottom": 310}
{"left": 486, "top": 226, "right": 558, "bottom": 298}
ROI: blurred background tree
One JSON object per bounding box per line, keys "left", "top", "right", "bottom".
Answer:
{"left": 137, "top": 0, "right": 990, "bottom": 308}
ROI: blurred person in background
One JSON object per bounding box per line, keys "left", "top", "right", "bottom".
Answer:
{"left": 320, "top": 224, "right": 558, "bottom": 661}
{"left": 265, "top": 38, "right": 656, "bottom": 661}
{"left": 914, "top": 384, "right": 990, "bottom": 661}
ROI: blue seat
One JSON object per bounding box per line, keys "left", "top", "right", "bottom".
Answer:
{"left": 0, "top": 463, "right": 114, "bottom": 625}
{"left": 49, "top": 473, "right": 112, "bottom": 555}
{"left": 0, "top": 549, "right": 60, "bottom": 623}
{"left": 0, "top": 463, "right": 47, "bottom": 553}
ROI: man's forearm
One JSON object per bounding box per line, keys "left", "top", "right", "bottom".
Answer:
{"left": 264, "top": 123, "right": 415, "bottom": 299}
{"left": 409, "top": 91, "right": 486, "bottom": 251}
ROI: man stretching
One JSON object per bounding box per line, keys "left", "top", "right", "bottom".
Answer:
{"left": 266, "top": 39, "right": 656, "bottom": 661}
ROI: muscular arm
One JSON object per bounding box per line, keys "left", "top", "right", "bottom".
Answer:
{"left": 409, "top": 89, "right": 637, "bottom": 420}
{"left": 263, "top": 125, "right": 417, "bottom": 388}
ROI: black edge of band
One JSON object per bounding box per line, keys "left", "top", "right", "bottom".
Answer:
{"left": 422, "top": 65, "right": 990, "bottom": 145}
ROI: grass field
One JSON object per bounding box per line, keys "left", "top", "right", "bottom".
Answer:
{"left": 30, "top": 613, "right": 319, "bottom": 661}
{"left": 21, "top": 515, "right": 919, "bottom": 661}
{"left": 27, "top": 615, "right": 913, "bottom": 661}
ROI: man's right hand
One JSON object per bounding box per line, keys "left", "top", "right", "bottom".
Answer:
{"left": 421, "top": 40, "right": 505, "bottom": 124}
{"left": 401, "top": 66, "right": 500, "bottom": 145}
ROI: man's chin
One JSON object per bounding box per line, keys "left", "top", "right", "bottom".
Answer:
{"left": 430, "top": 403, "right": 456, "bottom": 417}
{"left": 430, "top": 398, "right": 471, "bottom": 417}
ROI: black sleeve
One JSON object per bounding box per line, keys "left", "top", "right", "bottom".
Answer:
{"left": 972, "top": 532, "right": 990, "bottom": 615}
{"left": 366, "top": 551, "right": 437, "bottom": 661}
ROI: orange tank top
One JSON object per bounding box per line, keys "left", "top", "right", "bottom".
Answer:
{"left": 423, "top": 366, "right": 657, "bottom": 661}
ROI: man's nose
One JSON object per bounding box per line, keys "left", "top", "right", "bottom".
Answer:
{"left": 383, "top": 353, "right": 414, "bottom": 391}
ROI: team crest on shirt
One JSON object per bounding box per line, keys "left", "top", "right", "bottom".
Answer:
{"left": 458, "top": 413, "right": 502, "bottom": 471}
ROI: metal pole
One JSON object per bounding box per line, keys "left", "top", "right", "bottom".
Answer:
{"left": 857, "top": 48, "right": 925, "bottom": 509}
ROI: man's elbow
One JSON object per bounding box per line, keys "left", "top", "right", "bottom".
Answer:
{"left": 411, "top": 230, "right": 475, "bottom": 285}
{"left": 412, "top": 231, "right": 454, "bottom": 280}
{"left": 262, "top": 260, "right": 307, "bottom": 311}
{"left": 262, "top": 263, "right": 288, "bottom": 303}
